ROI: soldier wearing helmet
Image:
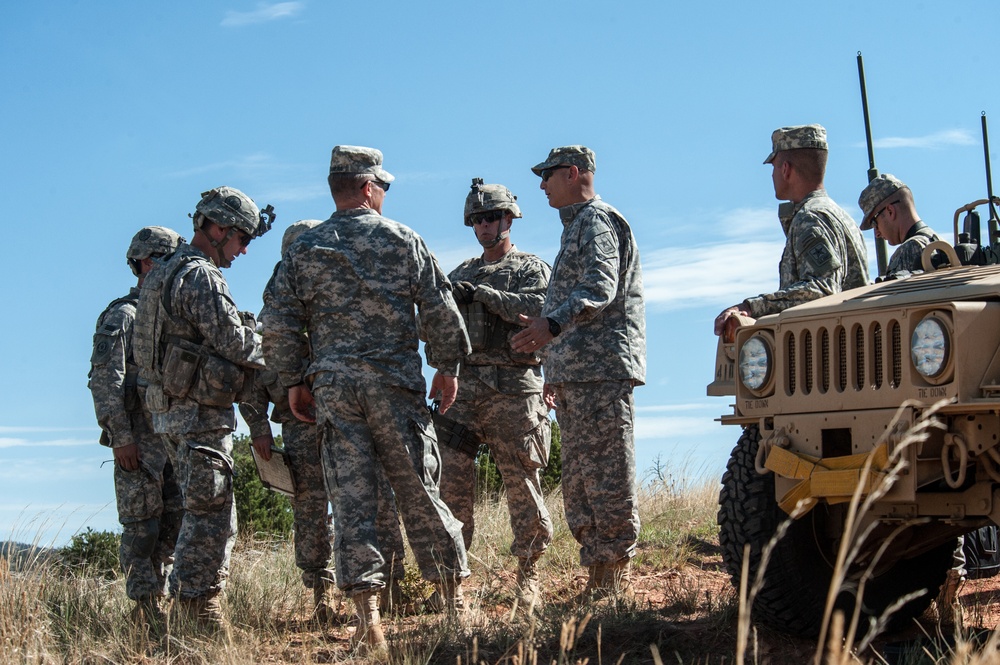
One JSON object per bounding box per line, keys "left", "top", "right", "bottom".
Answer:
{"left": 88, "top": 225, "right": 185, "bottom": 628}
{"left": 133, "top": 186, "right": 273, "bottom": 631}
{"left": 429, "top": 178, "right": 553, "bottom": 612}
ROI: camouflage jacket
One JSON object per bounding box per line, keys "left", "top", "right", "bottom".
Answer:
{"left": 134, "top": 244, "right": 265, "bottom": 435}
{"left": 263, "top": 209, "right": 471, "bottom": 392}
{"left": 428, "top": 247, "right": 550, "bottom": 394}
{"left": 541, "top": 196, "right": 646, "bottom": 384}
{"left": 885, "top": 221, "right": 939, "bottom": 278}
{"left": 743, "top": 189, "right": 870, "bottom": 318}
{"left": 88, "top": 287, "right": 151, "bottom": 448}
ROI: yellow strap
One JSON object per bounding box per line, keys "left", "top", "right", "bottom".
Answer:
{"left": 766, "top": 442, "right": 891, "bottom": 516}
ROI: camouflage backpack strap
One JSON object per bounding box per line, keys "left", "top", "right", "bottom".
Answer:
{"left": 160, "top": 254, "right": 204, "bottom": 319}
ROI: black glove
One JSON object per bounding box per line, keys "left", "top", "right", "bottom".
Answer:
{"left": 452, "top": 281, "right": 477, "bottom": 305}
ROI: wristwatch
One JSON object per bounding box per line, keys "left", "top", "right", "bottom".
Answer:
{"left": 546, "top": 317, "right": 562, "bottom": 337}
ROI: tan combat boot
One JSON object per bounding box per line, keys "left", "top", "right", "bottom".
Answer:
{"left": 130, "top": 596, "right": 166, "bottom": 632}
{"left": 379, "top": 577, "right": 405, "bottom": 616}
{"left": 350, "top": 590, "right": 388, "bottom": 656}
{"left": 175, "top": 592, "right": 230, "bottom": 636}
{"left": 937, "top": 569, "right": 965, "bottom": 624}
{"left": 312, "top": 579, "right": 340, "bottom": 624}
{"left": 436, "top": 577, "right": 468, "bottom": 622}
{"left": 515, "top": 556, "right": 542, "bottom": 614}
{"left": 603, "top": 558, "right": 635, "bottom": 600}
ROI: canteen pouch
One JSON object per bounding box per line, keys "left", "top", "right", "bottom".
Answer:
{"left": 161, "top": 341, "right": 201, "bottom": 399}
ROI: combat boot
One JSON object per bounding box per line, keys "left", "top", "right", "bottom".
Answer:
{"left": 603, "top": 558, "right": 635, "bottom": 601}
{"left": 436, "top": 577, "right": 468, "bottom": 621}
{"left": 515, "top": 556, "right": 542, "bottom": 614}
{"left": 937, "top": 569, "right": 965, "bottom": 623}
{"left": 573, "top": 564, "right": 606, "bottom": 604}
{"left": 130, "top": 596, "right": 166, "bottom": 632}
{"left": 350, "top": 590, "right": 388, "bottom": 656}
{"left": 175, "top": 592, "right": 230, "bottom": 636}
{"left": 312, "top": 579, "right": 341, "bottom": 624}
{"left": 379, "top": 577, "right": 405, "bottom": 616}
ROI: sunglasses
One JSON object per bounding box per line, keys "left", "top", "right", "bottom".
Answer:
{"left": 871, "top": 199, "right": 900, "bottom": 226}
{"left": 368, "top": 179, "right": 390, "bottom": 192}
{"left": 540, "top": 165, "right": 570, "bottom": 182}
{"left": 469, "top": 210, "right": 505, "bottom": 225}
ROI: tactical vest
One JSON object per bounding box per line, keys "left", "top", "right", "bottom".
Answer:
{"left": 134, "top": 251, "right": 248, "bottom": 408}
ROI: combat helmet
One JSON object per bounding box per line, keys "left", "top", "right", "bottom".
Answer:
{"left": 464, "top": 178, "right": 522, "bottom": 226}
{"left": 126, "top": 226, "right": 185, "bottom": 276}
{"left": 191, "top": 186, "right": 275, "bottom": 268}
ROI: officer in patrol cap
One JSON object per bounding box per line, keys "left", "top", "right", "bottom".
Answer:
{"left": 858, "top": 173, "right": 940, "bottom": 278}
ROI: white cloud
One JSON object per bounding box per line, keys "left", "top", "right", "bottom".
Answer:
{"left": 221, "top": 2, "right": 304, "bottom": 27}
{"left": 635, "top": 414, "right": 718, "bottom": 440}
{"left": 871, "top": 129, "right": 975, "bottom": 150}
{"left": 165, "top": 153, "right": 274, "bottom": 179}
{"left": 635, "top": 402, "right": 719, "bottom": 413}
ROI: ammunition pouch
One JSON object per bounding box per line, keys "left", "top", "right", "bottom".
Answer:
{"left": 461, "top": 302, "right": 493, "bottom": 351}
{"left": 162, "top": 337, "right": 245, "bottom": 407}
{"left": 429, "top": 403, "right": 480, "bottom": 458}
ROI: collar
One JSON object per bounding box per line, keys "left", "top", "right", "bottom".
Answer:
{"left": 559, "top": 195, "right": 601, "bottom": 225}
{"left": 904, "top": 220, "right": 929, "bottom": 240}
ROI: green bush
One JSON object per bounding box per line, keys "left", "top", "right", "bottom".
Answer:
{"left": 233, "top": 433, "right": 294, "bottom": 538}
{"left": 59, "top": 528, "right": 120, "bottom": 579}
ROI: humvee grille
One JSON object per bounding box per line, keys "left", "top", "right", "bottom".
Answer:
{"left": 891, "top": 322, "right": 901, "bottom": 388}
{"left": 804, "top": 330, "right": 813, "bottom": 394}
{"left": 820, "top": 329, "right": 830, "bottom": 392}
{"left": 838, "top": 328, "right": 847, "bottom": 391}
{"left": 787, "top": 334, "right": 796, "bottom": 394}
{"left": 855, "top": 325, "right": 865, "bottom": 390}
{"left": 874, "top": 323, "right": 883, "bottom": 389}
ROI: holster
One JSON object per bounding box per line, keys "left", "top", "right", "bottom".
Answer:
{"left": 429, "top": 403, "right": 480, "bottom": 457}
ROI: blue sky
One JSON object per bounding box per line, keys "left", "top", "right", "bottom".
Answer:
{"left": 2, "top": 1, "right": 997, "bottom": 546}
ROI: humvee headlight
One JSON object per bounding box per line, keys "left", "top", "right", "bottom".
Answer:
{"left": 739, "top": 335, "right": 772, "bottom": 392}
{"left": 911, "top": 315, "right": 950, "bottom": 379}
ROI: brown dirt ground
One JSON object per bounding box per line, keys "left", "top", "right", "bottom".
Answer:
{"left": 248, "top": 549, "right": 1000, "bottom": 664}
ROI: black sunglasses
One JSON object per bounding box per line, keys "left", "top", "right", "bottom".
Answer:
{"left": 871, "top": 199, "right": 900, "bottom": 226}
{"left": 540, "top": 165, "right": 570, "bottom": 182}
{"left": 367, "top": 178, "right": 390, "bottom": 192}
{"left": 470, "top": 210, "right": 505, "bottom": 225}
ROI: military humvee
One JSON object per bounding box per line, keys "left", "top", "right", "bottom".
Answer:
{"left": 710, "top": 198, "right": 1000, "bottom": 636}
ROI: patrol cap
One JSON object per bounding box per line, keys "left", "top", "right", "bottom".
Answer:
{"left": 329, "top": 145, "right": 395, "bottom": 183}
{"left": 281, "top": 219, "right": 323, "bottom": 255}
{"left": 859, "top": 173, "right": 908, "bottom": 230}
{"left": 531, "top": 145, "right": 596, "bottom": 176}
{"left": 763, "top": 124, "right": 828, "bottom": 164}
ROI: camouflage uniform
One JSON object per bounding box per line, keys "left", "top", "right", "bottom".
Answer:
{"left": 885, "top": 221, "right": 939, "bottom": 277}
{"left": 264, "top": 207, "right": 470, "bottom": 594}
{"left": 89, "top": 287, "right": 182, "bottom": 601}
{"left": 135, "top": 243, "right": 265, "bottom": 599}
{"left": 430, "top": 248, "right": 554, "bottom": 557}
{"left": 742, "top": 191, "right": 870, "bottom": 318}
{"left": 539, "top": 190, "right": 646, "bottom": 567}
{"left": 239, "top": 364, "right": 407, "bottom": 587}
{"left": 744, "top": 125, "right": 870, "bottom": 318}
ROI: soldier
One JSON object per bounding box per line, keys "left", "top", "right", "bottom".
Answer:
{"left": 858, "top": 173, "right": 940, "bottom": 278}
{"left": 242, "top": 220, "right": 408, "bottom": 622}
{"left": 88, "top": 226, "right": 185, "bottom": 627}
{"left": 429, "top": 179, "right": 553, "bottom": 610}
{"left": 264, "top": 146, "right": 470, "bottom": 653}
{"left": 512, "top": 146, "right": 646, "bottom": 599}
{"left": 714, "top": 124, "right": 870, "bottom": 334}
{"left": 133, "top": 186, "right": 272, "bottom": 632}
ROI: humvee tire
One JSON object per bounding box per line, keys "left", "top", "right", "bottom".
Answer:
{"left": 718, "top": 425, "right": 954, "bottom": 636}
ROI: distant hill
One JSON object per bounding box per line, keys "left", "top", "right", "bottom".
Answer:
{"left": 1, "top": 540, "right": 58, "bottom": 572}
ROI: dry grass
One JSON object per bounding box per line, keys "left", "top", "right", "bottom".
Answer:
{"left": 3, "top": 445, "right": 1000, "bottom": 664}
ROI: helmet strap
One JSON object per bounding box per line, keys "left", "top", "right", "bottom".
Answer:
{"left": 205, "top": 222, "right": 236, "bottom": 269}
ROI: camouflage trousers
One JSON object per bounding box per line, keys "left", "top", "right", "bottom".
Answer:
{"left": 314, "top": 380, "right": 468, "bottom": 594}
{"left": 551, "top": 380, "right": 640, "bottom": 567}
{"left": 163, "top": 429, "right": 237, "bottom": 599}
{"left": 439, "top": 377, "right": 552, "bottom": 558}
{"left": 282, "top": 419, "right": 406, "bottom": 587}
{"left": 114, "top": 430, "right": 183, "bottom": 600}
{"left": 281, "top": 418, "right": 335, "bottom": 589}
